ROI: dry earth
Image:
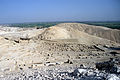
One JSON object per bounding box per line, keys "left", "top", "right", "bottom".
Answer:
{"left": 0, "top": 23, "right": 120, "bottom": 79}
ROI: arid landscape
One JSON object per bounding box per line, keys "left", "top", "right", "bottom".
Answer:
{"left": 0, "top": 23, "right": 120, "bottom": 80}
{"left": 0, "top": 0, "right": 120, "bottom": 79}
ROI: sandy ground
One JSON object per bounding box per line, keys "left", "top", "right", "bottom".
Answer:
{"left": 0, "top": 23, "right": 120, "bottom": 79}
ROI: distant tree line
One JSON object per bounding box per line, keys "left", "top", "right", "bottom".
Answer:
{"left": 9, "top": 22, "right": 61, "bottom": 28}
{"left": 9, "top": 21, "right": 120, "bottom": 30}
{"left": 81, "top": 22, "right": 120, "bottom": 30}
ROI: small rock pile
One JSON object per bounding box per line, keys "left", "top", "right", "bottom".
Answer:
{"left": 96, "top": 58, "right": 120, "bottom": 74}
{"left": 0, "top": 62, "right": 120, "bottom": 80}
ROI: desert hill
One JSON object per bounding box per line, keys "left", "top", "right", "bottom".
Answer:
{"left": 0, "top": 23, "right": 120, "bottom": 79}
{"left": 33, "top": 23, "right": 118, "bottom": 46}
{"left": 55, "top": 23, "right": 120, "bottom": 43}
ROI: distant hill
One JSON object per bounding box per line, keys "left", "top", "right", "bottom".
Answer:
{"left": 33, "top": 23, "right": 120, "bottom": 45}
{"left": 56, "top": 23, "right": 120, "bottom": 43}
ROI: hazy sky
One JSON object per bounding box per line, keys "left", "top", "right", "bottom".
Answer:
{"left": 0, "top": 0, "right": 120, "bottom": 23}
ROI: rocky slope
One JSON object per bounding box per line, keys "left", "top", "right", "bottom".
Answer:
{"left": 33, "top": 25, "right": 118, "bottom": 46}
{"left": 0, "top": 23, "right": 120, "bottom": 79}
{"left": 56, "top": 23, "right": 120, "bottom": 43}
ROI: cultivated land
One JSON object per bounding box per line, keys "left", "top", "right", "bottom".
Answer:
{"left": 0, "top": 23, "right": 120, "bottom": 80}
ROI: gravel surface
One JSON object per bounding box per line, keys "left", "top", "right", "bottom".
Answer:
{"left": 0, "top": 64, "right": 119, "bottom": 80}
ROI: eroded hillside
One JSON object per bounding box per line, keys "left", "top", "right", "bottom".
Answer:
{"left": 56, "top": 23, "right": 120, "bottom": 43}
{"left": 0, "top": 23, "right": 120, "bottom": 77}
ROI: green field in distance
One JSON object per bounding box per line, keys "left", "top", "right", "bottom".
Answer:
{"left": 8, "top": 21, "right": 120, "bottom": 30}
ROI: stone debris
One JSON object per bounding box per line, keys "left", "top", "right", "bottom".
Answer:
{"left": 0, "top": 65, "right": 120, "bottom": 80}
{"left": 45, "top": 62, "right": 60, "bottom": 66}
{"left": 107, "top": 74, "right": 120, "bottom": 80}
{"left": 0, "top": 23, "right": 120, "bottom": 80}
{"left": 96, "top": 58, "right": 120, "bottom": 74}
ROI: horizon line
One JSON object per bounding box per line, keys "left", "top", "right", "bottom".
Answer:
{"left": 1, "top": 20, "right": 120, "bottom": 25}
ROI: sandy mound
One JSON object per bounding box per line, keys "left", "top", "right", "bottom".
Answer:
{"left": 37, "top": 26, "right": 71, "bottom": 40}
{"left": 33, "top": 25, "right": 117, "bottom": 45}
{"left": 55, "top": 23, "right": 120, "bottom": 43}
